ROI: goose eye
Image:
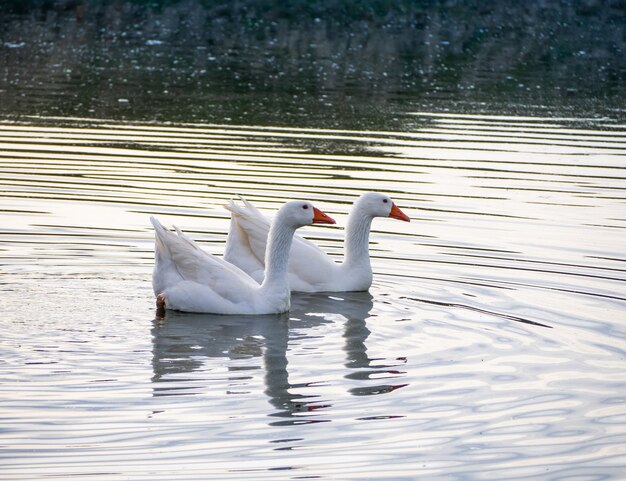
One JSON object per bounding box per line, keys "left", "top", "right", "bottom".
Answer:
{"left": 302, "top": 204, "right": 309, "bottom": 210}
{"left": 383, "top": 199, "right": 388, "bottom": 204}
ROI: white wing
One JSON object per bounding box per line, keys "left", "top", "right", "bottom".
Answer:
{"left": 151, "top": 216, "right": 260, "bottom": 304}
{"left": 224, "top": 197, "right": 336, "bottom": 284}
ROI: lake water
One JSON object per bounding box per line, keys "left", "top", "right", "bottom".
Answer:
{"left": 2, "top": 2, "right": 626, "bottom": 480}
{"left": 1, "top": 113, "right": 625, "bottom": 480}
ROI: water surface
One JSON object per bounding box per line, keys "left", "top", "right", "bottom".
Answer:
{"left": 1, "top": 113, "right": 625, "bottom": 480}
{"left": 2, "top": 1, "right": 626, "bottom": 479}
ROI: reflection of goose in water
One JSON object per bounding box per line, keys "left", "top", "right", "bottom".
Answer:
{"left": 150, "top": 291, "right": 408, "bottom": 423}
{"left": 302, "top": 292, "right": 409, "bottom": 399}
{"left": 150, "top": 310, "right": 289, "bottom": 389}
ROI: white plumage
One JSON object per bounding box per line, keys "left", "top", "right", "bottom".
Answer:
{"left": 223, "top": 192, "right": 410, "bottom": 292}
{"left": 151, "top": 200, "right": 335, "bottom": 314}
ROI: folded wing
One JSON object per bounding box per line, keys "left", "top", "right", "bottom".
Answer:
{"left": 151, "top": 216, "right": 259, "bottom": 303}
{"left": 224, "top": 198, "right": 336, "bottom": 284}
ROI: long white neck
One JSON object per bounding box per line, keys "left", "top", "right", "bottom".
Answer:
{"left": 261, "top": 218, "right": 296, "bottom": 289}
{"left": 343, "top": 205, "right": 374, "bottom": 271}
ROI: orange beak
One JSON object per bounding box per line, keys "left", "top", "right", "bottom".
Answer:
{"left": 389, "top": 202, "right": 410, "bottom": 222}
{"left": 312, "top": 207, "right": 336, "bottom": 225}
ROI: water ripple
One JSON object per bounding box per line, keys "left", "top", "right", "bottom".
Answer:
{"left": 1, "top": 114, "right": 626, "bottom": 480}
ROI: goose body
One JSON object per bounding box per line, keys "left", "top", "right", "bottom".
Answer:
{"left": 223, "top": 193, "right": 409, "bottom": 292}
{"left": 151, "top": 201, "right": 335, "bottom": 314}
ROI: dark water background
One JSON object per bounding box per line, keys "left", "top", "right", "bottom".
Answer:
{"left": 1, "top": 0, "right": 625, "bottom": 126}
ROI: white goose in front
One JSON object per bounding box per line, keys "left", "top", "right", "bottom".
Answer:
{"left": 223, "top": 192, "right": 410, "bottom": 292}
{"left": 151, "top": 201, "right": 335, "bottom": 314}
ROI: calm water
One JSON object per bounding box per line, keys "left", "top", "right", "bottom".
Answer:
{"left": 1, "top": 2, "right": 626, "bottom": 479}
{"left": 1, "top": 114, "right": 625, "bottom": 480}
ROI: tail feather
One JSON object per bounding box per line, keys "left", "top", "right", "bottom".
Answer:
{"left": 224, "top": 212, "right": 250, "bottom": 262}
{"left": 223, "top": 197, "right": 268, "bottom": 271}
{"left": 241, "top": 196, "right": 264, "bottom": 216}
{"left": 223, "top": 198, "right": 244, "bottom": 216}
{"left": 224, "top": 195, "right": 263, "bottom": 218}
{"left": 150, "top": 215, "right": 176, "bottom": 296}
{"left": 224, "top": 197, "right": 271, "bottom": 230}
{"left": 150, "top": 216, "right": 171, "bottom": 261}
{"left": 173, "top": 225, "right": 201, "bottom": 251}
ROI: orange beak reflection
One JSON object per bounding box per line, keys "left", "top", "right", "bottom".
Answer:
{"left": 312, "top": 207, "right": 336, "bottom": 225}
{"left": 389, "top": 202, "right": 410, "bottom": 222}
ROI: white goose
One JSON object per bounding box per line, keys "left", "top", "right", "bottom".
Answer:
{"left": 151, "top": 201, "right": 335, "bottom": 314}
{"left": 223, "top": 192, "right": 410, "bottom": 292}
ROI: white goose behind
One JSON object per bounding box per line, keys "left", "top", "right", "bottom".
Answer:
{"left": 223, "top": 192, "right": 410, "bottom": 292}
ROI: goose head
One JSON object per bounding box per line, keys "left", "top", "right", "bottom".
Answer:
{"left": 356, "top": 192, "right": 410, "bottom": 222}
{"left": 276, "top": 200, "right": 336, "bottom": 228}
